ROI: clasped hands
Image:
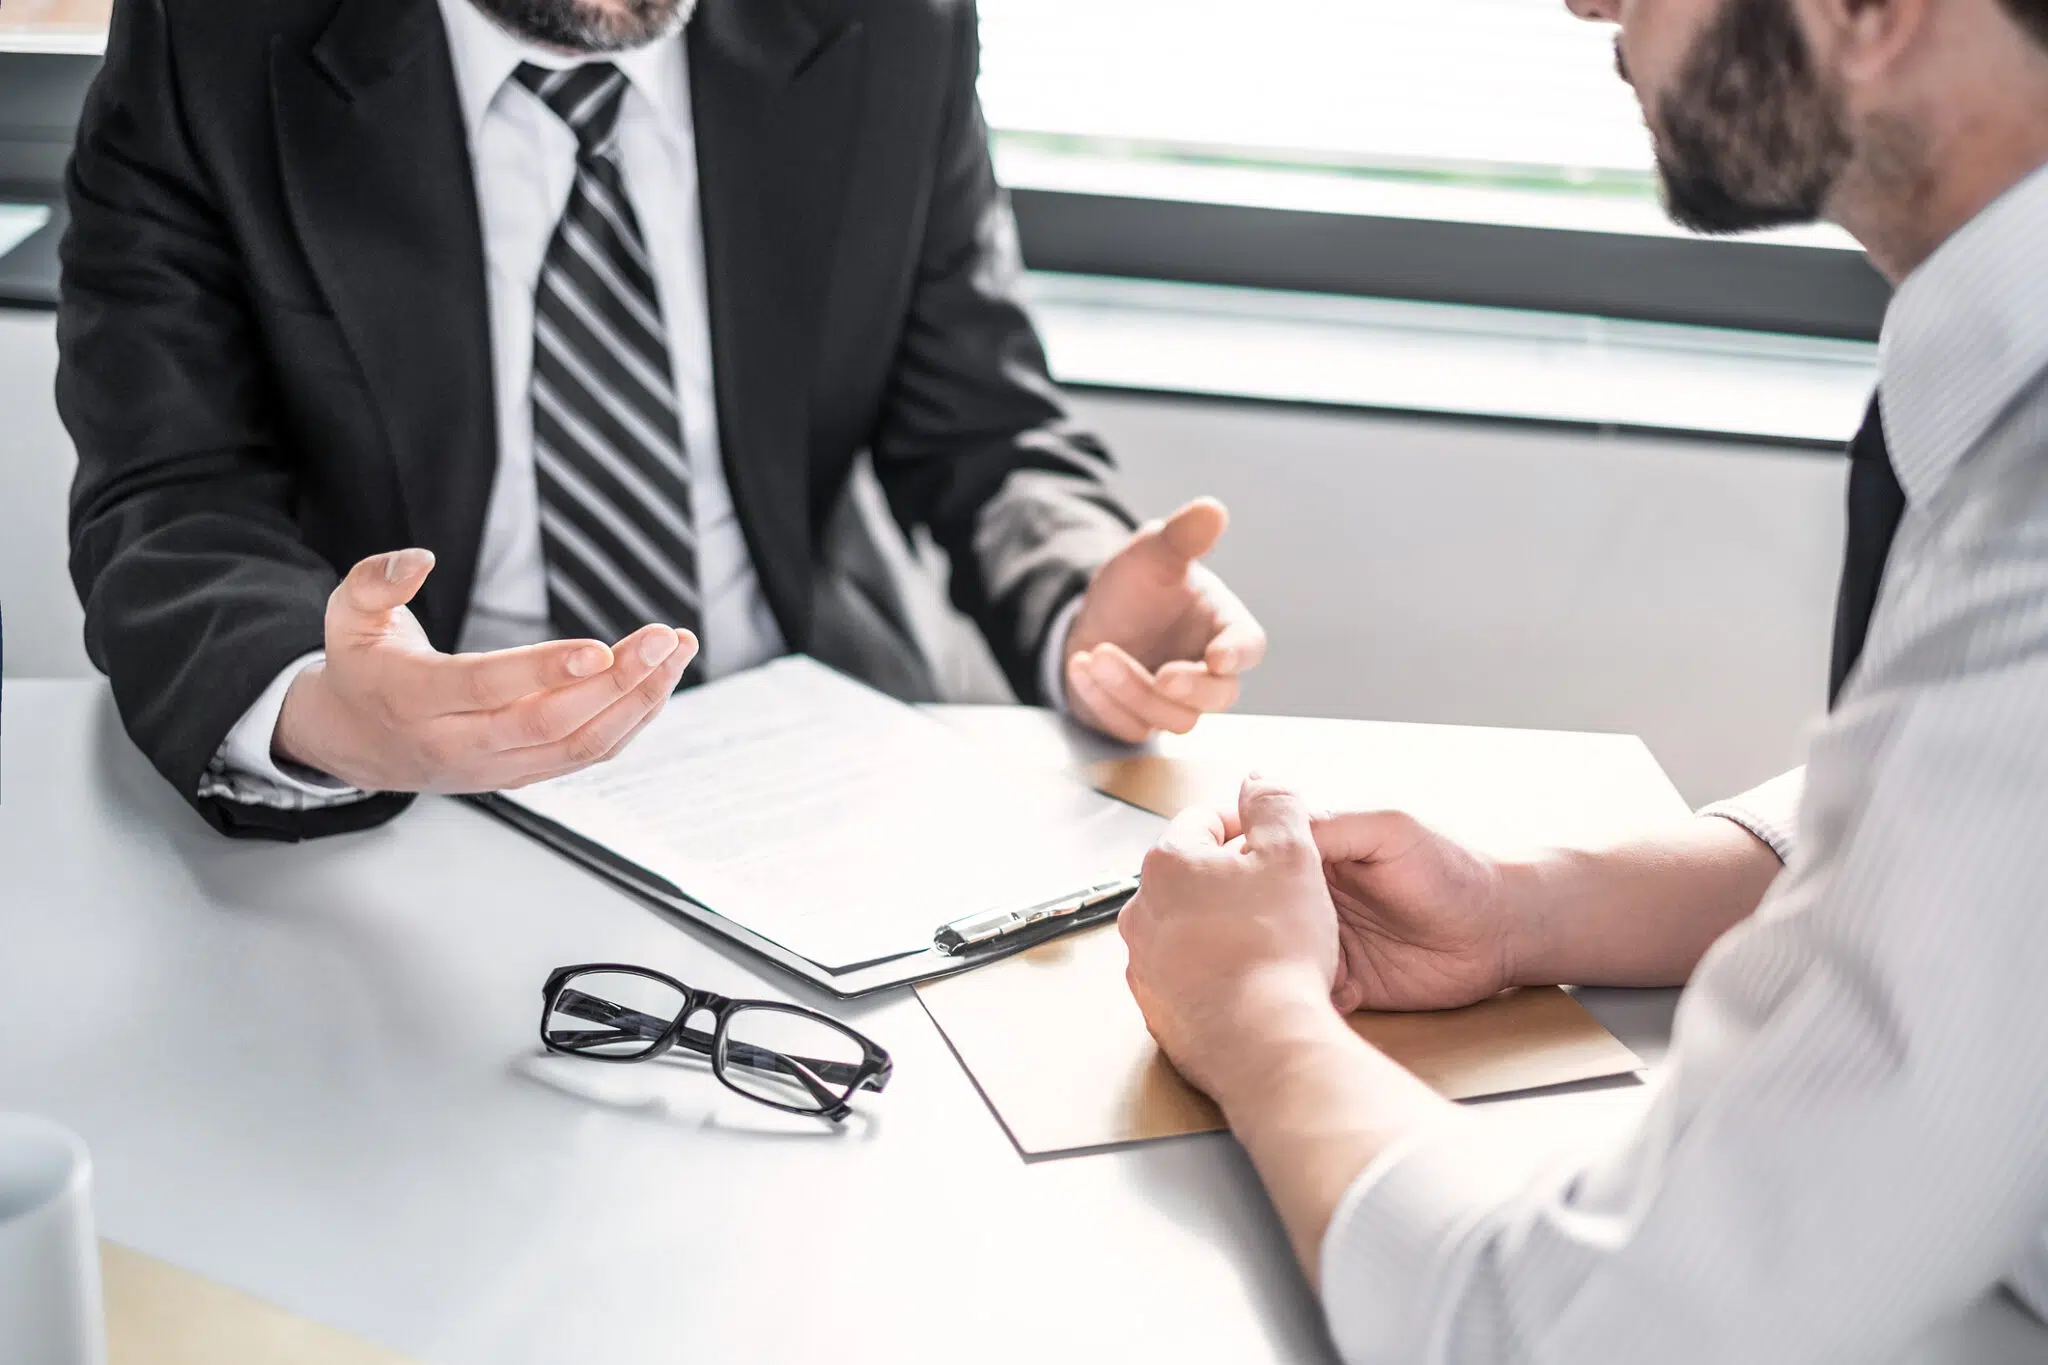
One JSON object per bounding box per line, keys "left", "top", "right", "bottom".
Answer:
{"left": 275, "top": 498, "right": 1265, "bottom": 793}
{"left": 1120, "top": 775, "right": 1520, "bottom": 1112}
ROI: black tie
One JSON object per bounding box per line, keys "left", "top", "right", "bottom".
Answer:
{"left": 514, "top": 62, "right": 701, "bottom": 649}
{"left": 1828, "top": 394, "right": 1905, "bottom": 707}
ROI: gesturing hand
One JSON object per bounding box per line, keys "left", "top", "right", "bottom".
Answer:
{"left": 1063, "top": 498, "right": 1265, "bottom": 743}
{"left": 274, "top": 548, "right": 698, "bottom": 794}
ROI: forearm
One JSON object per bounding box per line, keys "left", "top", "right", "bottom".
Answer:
{"left": 1211, "top": 993, "right": 1454, "bottom": 1284}
{"left": 869, "top": 1, "right": 1132, "bottom": 702}
{"left": 1504, "top": 815, "right": 1782, "bottom": 989}
{"left": 1217, "top": 819, "right": 1782, "bottom": 1280}
{"left": 1315, "top": 661, "right": 2048, "bottom": 1364}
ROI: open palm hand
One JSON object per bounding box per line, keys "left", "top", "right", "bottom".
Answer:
{"left": 1063, "top": 499, "right": 1265, "bottom": 742}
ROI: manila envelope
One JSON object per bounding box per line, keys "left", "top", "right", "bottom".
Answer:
{"left": 917, "top": 922, "right": 1641, "bottom": 1157}
{"left": 104, "top": 1241, "right": 417, "bottom": 1365}
{"left": 919, "top": 727, "right": 1666, "bottom": 1158}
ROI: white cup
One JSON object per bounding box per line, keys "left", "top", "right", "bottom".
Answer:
{"left": 0, "top": 1114, "right": 107, "bottom": 1365}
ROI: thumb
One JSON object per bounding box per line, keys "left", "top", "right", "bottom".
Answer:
{"left": 1237, "top": 771, "right": 1313, "bottom": 858}
{"left": 336, "top": 547, "right": 435, "bottom": 619}
{"left": 1152, "top": 497, "right": 1229, "bottom": 565}
{"left": 1307, "top": 810, "right": 1428, "bottom": 866}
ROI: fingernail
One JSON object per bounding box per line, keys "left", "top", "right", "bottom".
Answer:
{"left": 1161, "top": 673, "right": 1193, "bottom": 700}
{"left": 1211, "top": 648, "right": 1237, "bottom": 673}
{"left": 384, "top": 548, "right": 429, "bottom": 582}
{"left": 640, "top": 630, "right": 678, "bottom": 667}
{"left": 1091, "top": 654, "right": 1120, "bottom": 685}
{"left": 567, "top": 646, "right": 607, "bottom": 678}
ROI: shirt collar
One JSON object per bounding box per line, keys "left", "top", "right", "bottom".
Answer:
{"left": 1878, "top": 159, "right": 2048, "bottom": 507}
{"left": 434, "top": 0, "right": 689, "bottom": 148}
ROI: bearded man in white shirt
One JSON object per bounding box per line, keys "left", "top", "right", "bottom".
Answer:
{"left": 59, "top": 0, "right": 1265, "bottom": 839}
{"left": 1118, "top": 0, "right": 2048, "bottom": 1360}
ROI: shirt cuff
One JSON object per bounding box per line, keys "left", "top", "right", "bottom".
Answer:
{"left": 1697, "top": 766, "right": 1805, "bottom": 865}
{"left": 199, "top": 651, "right": 373, "bottom": 811}
{"left": 1319, "top": 1112, "right": 1566, "bottom": 1365}
{"left": 1037, "top": 592, "right": 1087, "bottom": 714}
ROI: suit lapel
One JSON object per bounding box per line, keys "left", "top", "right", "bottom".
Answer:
{"left": 689, "top": 0, "right": 866, "bottom": 651}
{"left": 272, "top": 0, "right": 495, "bottom": 648}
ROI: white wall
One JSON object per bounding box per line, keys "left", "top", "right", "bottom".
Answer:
{"left": 1067, "top": 392, "right": 1844, "bottom": 806}
{"left": 0, "top": 309, "right": 1843, "bottom": 804}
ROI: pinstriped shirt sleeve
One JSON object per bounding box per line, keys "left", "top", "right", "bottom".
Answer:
{"left": 201, "top": 652, "right": 376, "bottom": 810}
{"left": 1697, "top": 766, "right": 1804, "bottom": 864}
{"left": 1318, "top": 164, "right": 2048, "bottom": 1364}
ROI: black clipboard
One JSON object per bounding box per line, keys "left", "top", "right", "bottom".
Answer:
{"left": 462, "top": 657, "right": 1161, "bottom": 996}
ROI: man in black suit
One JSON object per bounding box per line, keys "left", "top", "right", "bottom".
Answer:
{"left": 59, "top": 0, "right": 1266, "bottom": 839}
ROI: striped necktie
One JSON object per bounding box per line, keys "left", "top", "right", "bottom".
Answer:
{"left": 514, "top": 62, "right": 701, "bottom": 651}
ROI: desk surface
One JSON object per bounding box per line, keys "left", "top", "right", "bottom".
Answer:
{"left": 0, "top": 681, "right": 1680, "bottom": 1365}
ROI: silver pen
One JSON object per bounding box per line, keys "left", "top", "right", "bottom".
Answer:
{"left": 933, "top": 875, "right": 1142, "bottom": 955}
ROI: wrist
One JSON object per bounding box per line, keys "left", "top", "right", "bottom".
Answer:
{"left": 1490, "top": 854, "right": 1538, "bottom": 988}
{"left": 1216, "top": 1004, "right": 1405, "bottom": 1144}
{"left": 1501, "top": 852, "right": 1584, "bottom": 988}
{"left": 1043, "top": 591, "right": 1089, "bottom": 712}
{"left": 1204, "top": 973, "right": 1357, "bottom": 1118}
{"left": 273, "top": 663, "right": 340, "bottom": 775}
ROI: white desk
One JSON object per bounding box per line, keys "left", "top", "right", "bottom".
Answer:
{"left": 0, "top": 681, "right": 1678, "bottom": 1364}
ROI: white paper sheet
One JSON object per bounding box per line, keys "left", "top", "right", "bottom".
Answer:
{"left": 0, "top": 204, "right": 52, "bottom": 260}
{"left": 501, "top": 657, "right": 1165, "bottom": 970}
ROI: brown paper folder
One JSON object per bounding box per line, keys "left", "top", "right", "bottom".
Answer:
{"left": 918, "top": 922, "right": 1641, "bottom": 1156}
{"left": 103, "top": 1241, "right": 417, "bottom": 1365}
{"left": 919, "top": 716, "right": 1679, "bottom": 1158}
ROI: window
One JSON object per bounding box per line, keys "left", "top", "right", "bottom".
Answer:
{"left": 0, "top": 0, "right": 107, "bottom": 54}
{"left": 978, "top": 0, "right": 1885, "bottom": 339}
{"left": 1, "top": 0, "right": 107, "bottom": 194}
{"left": 1, "top": 0, "right": 1887, "bottom": 337}
{"left": 1, "top": 5, "right": 106, "bottom": 305}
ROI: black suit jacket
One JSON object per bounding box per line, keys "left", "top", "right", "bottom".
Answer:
{"left": 58, "top": 0, "right": 1135, "bottom": 840}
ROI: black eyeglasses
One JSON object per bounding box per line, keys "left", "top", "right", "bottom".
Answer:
{"left": 539, "top": 964, "right": 893, "bottom": 1122}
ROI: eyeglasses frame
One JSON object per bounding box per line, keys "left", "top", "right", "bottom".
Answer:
{"left": 539, "top": 963, "right": 894, "bottom": 1122}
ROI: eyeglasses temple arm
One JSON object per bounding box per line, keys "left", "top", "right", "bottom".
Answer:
{"left": 550, "top": 989, "right": 675, "bottom": 1045}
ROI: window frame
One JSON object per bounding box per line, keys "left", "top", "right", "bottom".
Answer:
{"left": 0, "top": 52, "right": 94, "bottom": 307}
{"left": 2, "top": 48, "right": 1888, "bottom": 341}
{"left": 0, "top": 51, "right": 95, "bottom": 196}
{"left": 1009, "top": 186, "right": 1887, "bottom": 343}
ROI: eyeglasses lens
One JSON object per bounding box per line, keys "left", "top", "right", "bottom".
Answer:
{"left": 546, "top": 971, "right": 686, "bottom": 1060}
{"left": 718, "top": 1006, "right": 866, "bottom": 1112}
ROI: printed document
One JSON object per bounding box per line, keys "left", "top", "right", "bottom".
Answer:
{"left": 500, "top": 657, "right": 1165, "bottom": 969}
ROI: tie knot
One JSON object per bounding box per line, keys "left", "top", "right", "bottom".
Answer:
{"left": 513, "top": 62, "right": 629, "bottom": 158}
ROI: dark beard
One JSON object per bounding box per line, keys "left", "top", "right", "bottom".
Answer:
{"left": 471, "top": 0, "right": 693, "bottom": 53}
{"left": 1649, "top": 0, "right": 1852, "bottom": 234}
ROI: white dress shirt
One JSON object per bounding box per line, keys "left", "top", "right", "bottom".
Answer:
{"left": 436, "top": 0, "right": 772, "bottom": 670}
{"left": 208, "top": 0, "right": 1076, "bottom": 806}
{"left": 1321, "top": 163, "right": 2048, "bottom": 1364}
